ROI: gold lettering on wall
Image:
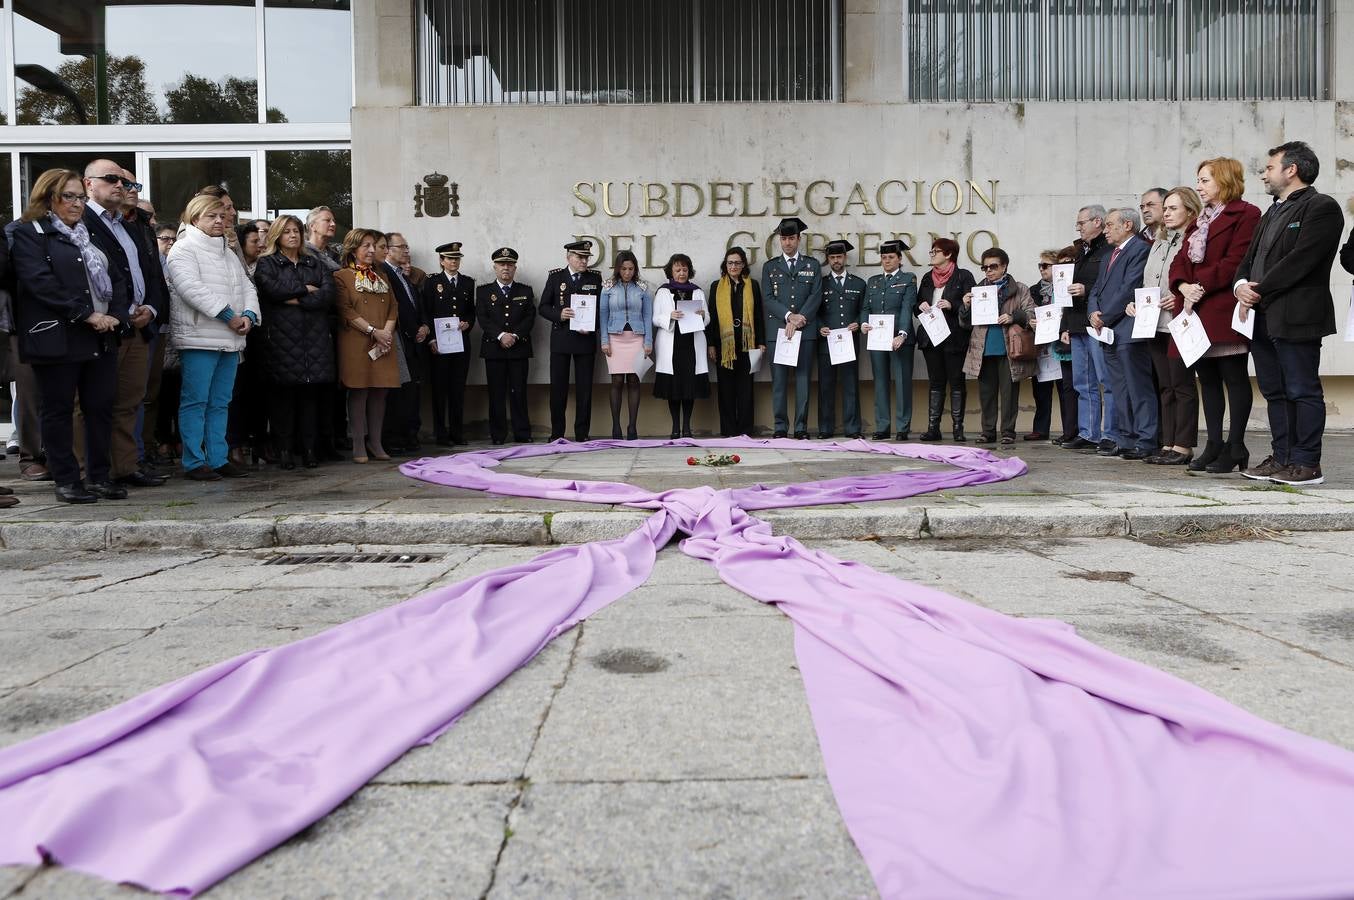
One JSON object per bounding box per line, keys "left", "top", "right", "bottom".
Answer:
{"left": 709, "top": 182, "right": 737, "bottom": 217}
{"left": 930, "top": 180, "right": 964, "bottom": 216}
{"left": 642, "top": 183, "right": 670, "bottom": 217}
{"left": 673, "top": 182, "right": 705, "bottom": 217}
{"left": 772, "top": 181, "right": 800, "bottom": 217}
{"left": 803, "top": 180, "right": 836, "bottom": 217}
{"left": 967, "top": 180, "right": 998, "bottom": 215}
{"left": 601, "top": 182, "right": 633, "bottom": 217}
{"left": 572, "top": 182, "right": 597, "bottom": 217}
{"left": 876, "top": 180, "right": 908, "bottom": 216}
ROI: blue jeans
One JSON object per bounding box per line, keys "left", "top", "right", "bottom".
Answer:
{"left": 1070, "top": 332, "right": 1119, "bottom": 445}
{"left": 179, "top": 349, "right": 239, "bottom": 471}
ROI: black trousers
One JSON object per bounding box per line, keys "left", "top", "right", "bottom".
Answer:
{"left": 1057, "top": 360, "right": 1079, "bottom": 441}
{"left": 429, "top": 350, "right": 471, "bottom": 442}
{"left": 1149, "top": 335, "right": 1198, "bottom": 448}
{"left": 35, "top": 352, "right": 118, "bottom": 486}
{"left": 155, "top": 366, "right": 182, "bottom": 448}
{"left": 921, "top": 346, "right": 966, "bottom": 417}
{"left": 715, "top": 357, "right": 756, "bottom": 437}
{"left": 384, "top": 381, "right": 421, "bottom": 445}
{"left": 549, "top": 351, "right": 596, "bottom": 440}
{"left": 485, "top": 358, "right": 531, "bottom": 442}
{"left": 269, "top": 383, "right": 322, "bottom": 455}
{"left": 226, "top": 341, "right": 269, "bottom": 452}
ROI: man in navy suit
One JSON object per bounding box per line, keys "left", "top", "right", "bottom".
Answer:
{"left": 82, "top": 159, "right": 167, "bottom": 488}
{"left": 1088, "top": 208, "right": 1154, "bottom": 459}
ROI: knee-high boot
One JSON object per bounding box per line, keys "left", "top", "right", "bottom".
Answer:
{"left": 919, "top": 387, "right": 944, "bottom": 441}
{"left": 950, "top": 385, "right": 967, "bottom": 443}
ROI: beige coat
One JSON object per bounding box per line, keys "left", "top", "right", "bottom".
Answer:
{"left": 335, "top": 267, "right": 400, "bottom": 389}
{"left": 958, "top": 279, "right": 1036, "bottom": 381}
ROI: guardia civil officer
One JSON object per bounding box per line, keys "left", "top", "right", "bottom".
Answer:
{"left": 420, "top": 241, "right": 475, "bottom": 446}
{"left": 476, "top": 247, "right": 535, "bottom": 444}
{"left": 760, "top": 216, "right": 823, "bottom": 439}
{"left": 860, "top": 239, "right": 919, "bottom": 440}
{"left": 816, "top": 239, "right": 865, "bottom": 439}
{"left": 539, "top": 239, "right": 602, "bottom": 442}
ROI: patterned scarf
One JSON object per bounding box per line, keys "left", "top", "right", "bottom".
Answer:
{"left": 715, "top": 276, "right": 754, "bottom": 370}
{"left": 48, "top": 213, "right": 112, "bottom": 302}
{"left": 1188, "top": 202, "right": 1224, "bottom": 264}
{"left": 930, "top": 260, "right": 956, "bottom": 289}
{"left": 350, "top": 263, "right": 388, "bottom": 294}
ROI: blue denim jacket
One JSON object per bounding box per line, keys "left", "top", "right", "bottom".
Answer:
{"left": 599, "top": 281, "right": 653, "bottom": 347}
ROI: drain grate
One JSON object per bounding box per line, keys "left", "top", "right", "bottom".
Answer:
{"left": 263, "top": 552, "right": 438, "bottom": 565}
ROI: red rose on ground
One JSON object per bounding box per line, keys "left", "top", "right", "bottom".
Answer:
{"left": 731, "top": 455, "right": 741, "bottom": 463}
{"left": 687, "top": 457, "right": 697, "bottom": 465}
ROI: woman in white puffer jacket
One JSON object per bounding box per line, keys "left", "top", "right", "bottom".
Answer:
{"left": 165, "top": 194, "right": 261, "bottom": 481}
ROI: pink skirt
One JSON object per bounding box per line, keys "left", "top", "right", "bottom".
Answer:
{"left": 605, "top": 329, "right": 646, "bottom": 375}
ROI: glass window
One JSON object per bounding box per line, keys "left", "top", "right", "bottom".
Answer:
{"left": 148, "top": 157, "right": 254, "bottom": 230}
{"left": 18, "top": 152, "right": 136, "bottom": 216}
{"left": 0, "top": 155, "right": 12, "bottom": 224}
{"left": 0, "top": 1, "right": 7, "bottom": 126}
{"left": 699, "top": 0, "right": 835, "bottom": 102}
{"left": 265, "top": 149, "right": 352, "bottom": 235}
{"left": 14, "top": 1, "right": 258, "bottom": 125}
{"left": 265, "top": 1, "right": 353, "bottom": 123}
{"left": 560, "top": 0, "right": 691, "bottom": 102}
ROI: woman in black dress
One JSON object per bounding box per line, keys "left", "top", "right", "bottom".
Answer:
{"left": 651, "top": 253, "right": 710, "bottom": 438}
{"left": 705, "top": 246, "right": 766, "bottom": 437}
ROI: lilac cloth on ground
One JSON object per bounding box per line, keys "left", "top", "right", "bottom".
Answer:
{"left": 3, "top": 437, "right": 1354, "bottom": 899}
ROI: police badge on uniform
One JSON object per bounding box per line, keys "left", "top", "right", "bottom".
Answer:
{"left": 414, "top": 172, "right": 460, "bottom": 218}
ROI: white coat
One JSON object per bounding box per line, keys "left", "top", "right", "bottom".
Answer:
{"left": 166, "top": 223, "right": 260, "bottom": 353}
{"left": 651, "top": 286, "right": 709, "bottom": 376}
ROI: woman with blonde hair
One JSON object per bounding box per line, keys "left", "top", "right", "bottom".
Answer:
{"left": 254, "top": 215, "right": 336, "bottom": 469}
{"left": 1138, "top": 186, "right": 1203, "bottom": 466}
{"left": 1168, "top": 158, "right": 1261, "bottom": 473}
{"left": 165, "top": 192, "right": 261, "bottom": 481}
{"left": 334, "top": 228, "right": 399, "bottom": 462}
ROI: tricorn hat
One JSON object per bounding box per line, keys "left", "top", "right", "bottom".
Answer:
{"left": 776, "top": 216, "right": 808, "bottom": 236}
{"left": 824, "top": 239, "right": 855, "bottom": 256}
{"left": 880, "top": 239, "right": 911, "bottom": 255}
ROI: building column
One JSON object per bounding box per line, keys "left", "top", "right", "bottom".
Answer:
{"left": 355, "top": 0, "right": 416, "bottom": 108}
{"left": 843, "top": 0, "right": 905, "bottom": 104}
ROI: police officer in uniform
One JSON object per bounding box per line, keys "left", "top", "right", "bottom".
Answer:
{"left": 420, "top": 241, "right": 475, "bottom": 446}
{"left": 539, "top": 239, "right": 602, "bottom": 442}
{"left": 860, "top": 239, "right": 919, "bottom": 440}
{"left": 760, "top": 216, "right": 823, "bottom": 439}
{"left": 476, "top": 247, "right": 535, "bottom": 444}
{"left": 816, "top": 239, "right": 865, "bottom": 439}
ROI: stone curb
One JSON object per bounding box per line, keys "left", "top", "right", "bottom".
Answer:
{"left": 1, "top": 504, "right": 1352, "bottom": 551}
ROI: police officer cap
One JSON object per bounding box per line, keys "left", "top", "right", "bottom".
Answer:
{"left": 880, "top": 239, "right": 910, "bottom": 256}
{"left": 776, "top": 216, "right": 808, "bottom": 236}
{"left": 436, "top": 241, "right": 463, "bottom": 258}
{"left": 564, "top": 239, "right": 594, "bottom": 256}
{"left": 824, "top": 239, "right": 855, "bottom": 256}
{"left": 492, "top": 247, "right": 519, "bottom": 263}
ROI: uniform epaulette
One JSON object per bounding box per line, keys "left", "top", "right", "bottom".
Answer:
{"left": 587, "top": 268, "right": 600, "bottom": 274}
{"left": 549, "top": 266, "right": 565, "bottom": 274}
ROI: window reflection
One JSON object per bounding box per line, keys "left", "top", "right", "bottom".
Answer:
{"left": 18, "top": 152, "right": 136, "bottom": 214}
{"left": 150, "top": 157, "right": 253, "bottom": 229}
{"left": 265, "top": 1, "right": 352, "bottom": 123}
{"left": 266, "top": 150, "right": 352, "bottom": 235}
{"left": 14, "top": 1, "right": 257, "bottom": 125}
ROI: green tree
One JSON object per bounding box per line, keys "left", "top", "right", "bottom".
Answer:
{"left": 164, "top": 74, "right": 282, "bottom": 125}
{"left": 16, "top": 54, "right": 158, "bottom": 125}
{"left": 267, "top": 150, "right": 353, "bottom": 233}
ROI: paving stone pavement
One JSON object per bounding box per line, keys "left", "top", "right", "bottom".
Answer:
{"left": 4, "top": 527, "right": 1354, "bottom": 898}
{"left": 2, "top": 433, "right": 1353, "bottom": 550}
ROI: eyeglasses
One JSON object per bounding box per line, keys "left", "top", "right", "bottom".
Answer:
{"left": 157, "top": 235, "right": 176, "bottom": 243}
{"left": 928, "top": 248, "right": 944, "bottom": 255}
{"left": 725, "top": 259, "right": 744, "bottom": 267}
{"left": 58, "top": 192, "right": 88, "bottom": 204}
{"left": 1037, "top": 262, "right": 1052, "bottom": 270}
{"left": 389, "top": 244, "right": 410, "bottom": 251}
{"left": 981, "top": 263, "right": 1003, "bottom": 272}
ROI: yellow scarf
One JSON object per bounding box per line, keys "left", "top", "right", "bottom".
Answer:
{"left": 716, "top": 276, "right": 754, "bottom": 370}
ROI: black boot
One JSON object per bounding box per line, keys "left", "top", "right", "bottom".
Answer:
{"left": 1205, "top": 441, "right": 1250, "bottom": 474}
{"left": 950, "top": 386, "right": 967, "bottom": 442}
{"left": 919, "top": 387, "right": 943, "bottom": 441}
{"left": 1187, "top": 439, "right": 1223, "bottom": 473}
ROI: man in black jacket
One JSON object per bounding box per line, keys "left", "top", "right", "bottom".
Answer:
{"left": 539, "top": 240, "right": 602, "bottom": 442}
{"left": 1062, "top": 205, "right": 1114, "bottom": 451}
{"left": 81, "top": 159, "right": 166, "bottom": 488}
{"left": 420, "top": 242, "right": 476, "bottom": 446}
{"left": 1235, "top": 141, "right": 1342, "bottom": 486}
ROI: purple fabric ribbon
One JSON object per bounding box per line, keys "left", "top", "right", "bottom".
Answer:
{"left": 4, "top": 438, "right": 1354, "bottom": 899}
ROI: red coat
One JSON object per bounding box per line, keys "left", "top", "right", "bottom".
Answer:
{"left": 1168, "top": 199, "right": 1261, "bottom": 348}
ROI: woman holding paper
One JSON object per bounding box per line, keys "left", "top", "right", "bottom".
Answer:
{"left": 1027, "top": 249, "right": 1062, "bottom": 442}
{"left": 1136, "top": 187, "right": 1201, "bottom": 466}
{"left": 1168, "top": 158, "right": 1261, "bottom": 474}
{"left": 705, "top": 247, "right": 766, "bottom": 438}
{"left": 915, "top": 237, "right": 975, "bottom": 442}
{"left": 600, "top": 250, "right": 653, "bottom": 440}
{"left": 959, "top": 248, "right": 1035, "bottom": 444}
{"left": 334, "top": 228, "right": 399, "bottom": 463}
{"left": 254, "top": 215, "right": 336, "bottom": 470}
{"left": 652, "top": 253, "right": 709, "bottom": 438}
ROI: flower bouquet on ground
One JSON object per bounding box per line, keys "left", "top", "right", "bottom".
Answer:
{"left": 686, "top": 451, "right": 741, "bottom": 467}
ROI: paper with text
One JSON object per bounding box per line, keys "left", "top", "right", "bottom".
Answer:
{"left": 866, "top": 314, "right": 895, "bottom": 352}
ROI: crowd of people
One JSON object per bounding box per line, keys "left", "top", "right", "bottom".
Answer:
{"left": 0, "top": 139, "right": 1345, "bottom": 508}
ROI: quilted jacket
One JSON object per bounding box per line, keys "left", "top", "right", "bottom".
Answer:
{"left": 254, "top": 252, "right": 337, "bottom": 385}
{"left": 165, "top": 224, "right": 260, "bottom": 352}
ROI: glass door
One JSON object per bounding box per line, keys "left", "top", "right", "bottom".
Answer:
{"left": 141, "top": 150, "right": 259, "bottom": 227}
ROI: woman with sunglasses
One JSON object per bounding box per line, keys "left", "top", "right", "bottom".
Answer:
{"left": 9, "top": 169, "right": 130, "bottom": 503}
{"left": 915, "top": 237, "right": 975, "bottom": 441}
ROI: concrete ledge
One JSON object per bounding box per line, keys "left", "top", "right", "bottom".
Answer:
{"left": 756, "top": 507, "right": 927, "bottom": 540}
{"left": 549, "top": 511, "right": 654, "bottom": 544}
{"left": 924, "top": 506, "right": 1128, "bottom": 538}
{"left": 1127, "top": 504, "right": 1354, "bottom": 535}
{"left": 274, "top": 513, "right": 550, "bottom": 547}
{"left": 106, "top": 520, "right": 278, "bottom": 550}
{"left": 0, "top": 521, "right": 109, "bottom": 551}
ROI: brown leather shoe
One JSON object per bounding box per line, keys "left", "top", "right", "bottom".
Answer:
{"left": 1270, "top": 464, "right": 1324, "bottom": 486}
{"left": 1241, "top": 456, "right": 1287, "bottom": 481}
{"left": 0, "top": 494, "right": 17, "bottom": 508}
{"left": 20, "top": 462, "right": 52, "bottom": 481}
